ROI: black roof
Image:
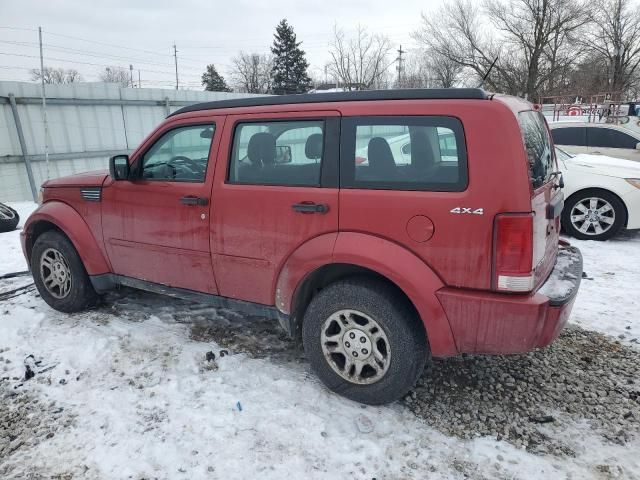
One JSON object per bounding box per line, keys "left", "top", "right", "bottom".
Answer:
{"left": 169, "top": 88, "right": 489, "bottom": 117}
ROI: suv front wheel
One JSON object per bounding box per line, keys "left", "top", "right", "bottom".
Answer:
{"left": 302, "top": 277, "right": 429, "bottom": 405}
{"left": 31, "top": 230, "right": 97, "bottom": 312}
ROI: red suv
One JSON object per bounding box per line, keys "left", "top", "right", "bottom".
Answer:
{"left": 22, "top": 89, "right": 582, "bottom": 404}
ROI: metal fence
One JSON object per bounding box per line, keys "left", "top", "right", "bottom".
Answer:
{"left": 0, "top": 81, "right": 259, "bottom": 202}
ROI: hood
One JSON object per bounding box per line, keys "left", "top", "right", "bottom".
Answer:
{"left": 42, "top": 170, "right": 109, "bottom": 188}
{"left": 564, "top": 154, "right": 640, "bottom": 179}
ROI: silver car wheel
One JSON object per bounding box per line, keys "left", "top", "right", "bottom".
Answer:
{"left": 0, "top": 204, "right": 16, "bottom": 220}
{"left": 40, "top": 248, "right": 72, "bottom": 299}
{"left": 570, "top": 197, "right": 615, "bottom": 236}
{"left": 320, "top": 309, "right": 391, "bottom": 385}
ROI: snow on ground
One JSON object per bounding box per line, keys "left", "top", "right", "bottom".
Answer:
{"left": 0, "top": 202, "right": 36, "bottom": 276}
{"left": 1, "top": 202, "right": 639, "bottom": 479}
{"left": 570, "top": 230, "right": 640, "bottom": 346}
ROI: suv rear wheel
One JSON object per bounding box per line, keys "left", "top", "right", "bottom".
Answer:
{"left": 31, "top": 230, "right": 97, "bottom": 312}
{"left": 302, "top": 277, "right": 429, "bottom": 405}
{"left": 562, "top": 189, "right": 626, "bottom": 241}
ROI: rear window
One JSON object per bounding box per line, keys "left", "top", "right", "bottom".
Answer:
{"left": 587, "top": 127, "right": 638, "bottom": 149}
{"left": 340, "top": 116, "right": 468, "bottom": 191}
{"left": 518, "top": 111, "right": 554, "bottom": 189}
{"left": 551, "top": 126, "right": 586, "bottom": 146}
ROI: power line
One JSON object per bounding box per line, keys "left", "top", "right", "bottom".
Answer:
{"left": 0, "top": 51, "right": 201, "bottom": 78}
{"left": 0, "top": 39, "right": 205, "bottom": 72}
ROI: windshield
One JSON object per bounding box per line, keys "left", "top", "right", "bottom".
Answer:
{"left": 555, "top": 147, "right": 573, "bottom": 162}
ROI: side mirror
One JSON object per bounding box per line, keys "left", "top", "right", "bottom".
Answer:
{"left": 109, "top": 154, "right": 130, "bottom": 180}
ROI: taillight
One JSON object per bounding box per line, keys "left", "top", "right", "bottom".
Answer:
{"left": 493, "top": 213, "right": 534, "bottom": 292}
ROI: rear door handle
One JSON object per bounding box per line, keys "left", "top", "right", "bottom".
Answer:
{"left": 292, "top": 202, "right": 329, "bottom": 214}
{"left": 180, "top": 196, "right": 208, "bottom": 206}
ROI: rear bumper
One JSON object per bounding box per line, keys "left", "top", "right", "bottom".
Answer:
{"left": 436, "top": 245, "right": 583, "bottom": 355}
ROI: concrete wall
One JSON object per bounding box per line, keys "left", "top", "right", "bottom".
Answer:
{"left": 0, "top": 81, "right": 260, "bottom": 202}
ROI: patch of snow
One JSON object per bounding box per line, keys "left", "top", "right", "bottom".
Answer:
{"left": 538, "top": 248, "right": 580, "bottom": 300}
{"left": 566, "top": 231, "right": 640, "bottom": 346}
{"left": 0, "top": 202, "right": 37, "bottom": 276}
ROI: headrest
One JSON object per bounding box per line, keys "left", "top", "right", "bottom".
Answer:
{"left": 247, "top": 132, "right": 276, "bottom": 166}
{"left": 305, "top": 133, "right": 323, "bottom": 159}
{"left": 367, "top": 137, "right": 396, "bottom": 171}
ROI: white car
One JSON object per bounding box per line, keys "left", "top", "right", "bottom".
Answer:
{"left": 557, "top": 147, "right": 640, "bottom": 240}
{"left": 550, "top": 122, "right": 640, "bottom": 162}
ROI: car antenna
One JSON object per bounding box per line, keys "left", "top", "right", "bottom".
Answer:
{"left": 477, "top": 55, "right": 499, "bottom": 89}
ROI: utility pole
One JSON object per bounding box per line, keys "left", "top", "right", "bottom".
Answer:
{"left": 129, "top": 64, "right": 134, "bottom": 88}
{"left": 38, "top": 26, "right": 50, "bottom": 180}
{"left": 173, "top": 43, "right": 179, "bottom": 90}
{"left": 396, "top": 45, "right": 405, "bottom": 88}
{"left": 138, "top": 69, "right": 141, "bottom": 88}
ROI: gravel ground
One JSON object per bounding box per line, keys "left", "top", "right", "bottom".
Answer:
{"left": 404, "top": 326, "right": 640, "bottom": 456}
{"left": 0, "top": 374, "right": 77, "bottom": 472}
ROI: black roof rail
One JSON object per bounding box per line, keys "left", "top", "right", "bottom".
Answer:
{"left": 169, "top": 88, "right": 489, "bottom": 117}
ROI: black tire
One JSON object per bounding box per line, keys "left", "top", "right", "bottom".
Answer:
{"left": 302, "top": 277, "right": 429, "bottom": 405}
{"left": 561, "top": 189, "right": 626, "bottom": 241}
{"left": 0, "top": 203, "right": 19, "bottom": 233}
{"left": 31, "top": 230, "right": 97, "bottom": 312}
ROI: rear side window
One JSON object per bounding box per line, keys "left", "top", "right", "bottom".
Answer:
{"left": 228, "top": 120, "right": 324, "bottom": 186}
{"left": 551, "top": 126, "right": 586, "bottom": 146}
{"left": 340, "top": 116, "right": 468, "bottom": 191}
{"left": 518, "top": 111, "right": 554, "bottom": 189}
{"left": 587, "top": 127, "right": 638, "bottom": 149}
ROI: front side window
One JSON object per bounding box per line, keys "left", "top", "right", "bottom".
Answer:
{"left": 518, "top": 111, "right": 554, "bottom": 189}
{"left": 587, "top": 127, "right": 639, "bottom": 149}
{"left": 229, "top": 120, "right": 324, "bottom": 186}
{"left": 140, "top": 124, "right": 214, "bottom": 182}
{"left": 341, "top": 116, "right": 467, "bottom": 191}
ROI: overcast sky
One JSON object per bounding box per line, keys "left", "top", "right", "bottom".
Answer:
{"left": 0, "top": 0, "right": 440, "bottom": 89}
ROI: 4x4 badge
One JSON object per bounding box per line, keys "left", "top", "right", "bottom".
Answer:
{"left": 450, "top": 207, "right": 484, "bottom": 215}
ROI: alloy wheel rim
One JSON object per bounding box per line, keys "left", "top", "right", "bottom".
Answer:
{"left": 570, "top": 197, "right": 615, "bottom": 236}
{"left": 0, "top": 204, "right": 15, "bottom": 220}
{"left": 39, "top": 248, "right": 72, "bottom": 299}
{"left": 320, "top": 309, "right": 391, "bottom": 385}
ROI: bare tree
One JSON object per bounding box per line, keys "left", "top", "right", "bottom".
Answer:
{"left": 413, "top": 1, "right": 506, "bottom": 91}
{"left": 99, "top": 66, "right": 131, "bottom": 87}
{"left": 581, "top": 0, "right": 640, "bottom": 93}
{"left": 30, "top": 67, "right": 83, "bottom": 84}
{"left": 397, "top": 51, "right": 462, "bottom": 88}
{"left": 327, "top": 25, "right": 392, "bottom": 90}
{"left": 230, "top": 52, "right": 273, "bottom": 94}
{"left": 414, "top": 0, "right": 588, "bottom": 97}
{"left": 485, "top": 0, "right": 589, "bottom": 96}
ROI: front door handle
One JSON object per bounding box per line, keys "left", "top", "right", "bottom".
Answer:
{"left": 180, "top": 196, "right": 208, "bottom": 206}
{"left": 292, "top": 202, "right": 329, "bottom": 214}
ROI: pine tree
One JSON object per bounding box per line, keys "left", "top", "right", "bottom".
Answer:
{"left": 202, "top": 64, "right": 231, "bottom": 92}
{"left": 270, "top": 19, "right": 312, "bottom": 94}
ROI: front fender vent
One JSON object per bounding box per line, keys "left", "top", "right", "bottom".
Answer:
{"left": 80, "top": 187, "right": 102, "bottom": 202}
